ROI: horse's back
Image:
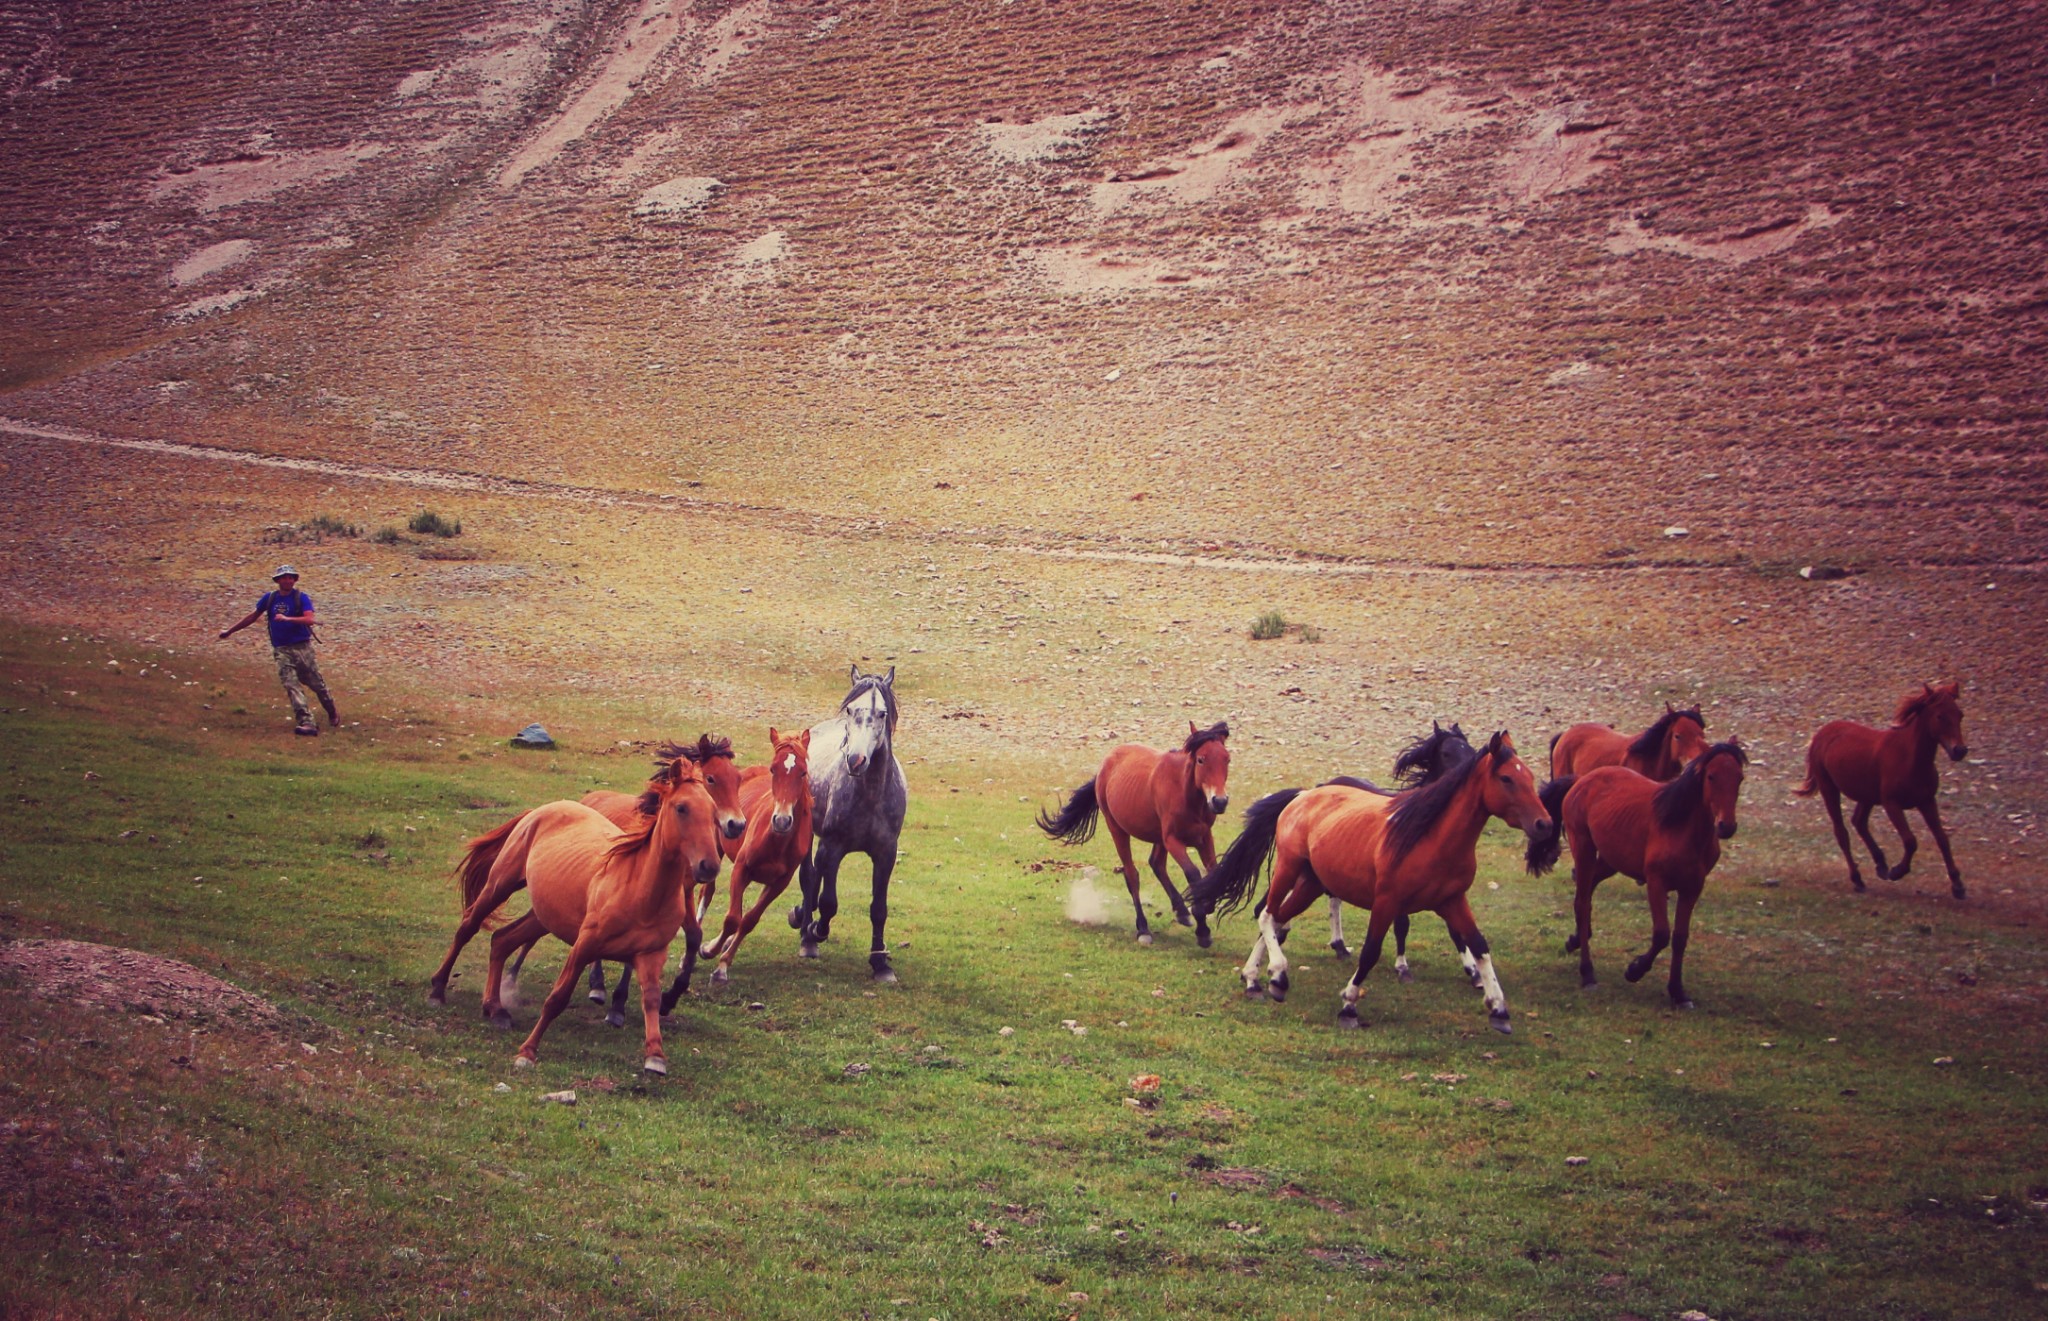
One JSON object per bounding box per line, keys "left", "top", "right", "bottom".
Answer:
{"left": 1565, "top": 767, "right": 1658, "bottom": 878}
{"left": 1553, "top": 723, "right": 1625, "bottom": 778}
{"left": 1097, "top": 744, "right": 1164, "bottom": 840}
{"left": 521, "top": 801, "right": 626, "bottom": 935}
{"left": 580, "top": 789, "right": 641, "bottom": 830}
{"left": 1806, "top": 719, "right": 1887, "bottom": 801}
{"left": 1292, "top": 785, "right": 1394, "bottom": 899}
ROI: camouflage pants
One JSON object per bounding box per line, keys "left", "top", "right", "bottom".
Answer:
{"left": 273, "top": 644, "right": 333, "bottom": 726}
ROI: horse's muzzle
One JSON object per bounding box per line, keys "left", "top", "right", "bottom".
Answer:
{"left": 1208, "top": 794, "right": 1229, "bottom": 814}
{"left": 846, "top": 752, "right": 868, "bottom": 774}
{"left": 1947, "top": 743, "right": 1968, "bottom": 762}
{"left": 1717, "top": 821, "right": 1738, "bottom": 840}
{"left": 721, "top": 815, "right": 746, "bottom": 840}
{"left": 771, "top": 812, "right": 794, "bottom": 835}
{"left": 695, "top": 857, "right": 720, "bottom": 883}
{"left": 1527, "top": 817, "right": 1556, "bottom": 843}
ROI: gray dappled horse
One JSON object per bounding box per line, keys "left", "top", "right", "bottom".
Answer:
{"left": 787, "top": 666, "right": 910, "bottom": 981}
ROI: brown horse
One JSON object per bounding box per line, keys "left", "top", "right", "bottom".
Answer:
{"left": 1527, "top": 742, "right": 1747, "bottom": 1008}
{"left": 427, "top": 756, "right": 723, "bottom": 1073}
{"left": 1189, "top": 732, "right": 1552, "bottom": 1033}
{"left": 688, "top": 728, "right": 813, "bottom": 996}
{"left": 486, "top": 736, "right": 744, "bottom": 1025}
{"left": 1794, "top": 681, "right": 1968, "bottom": 898}
{"left": 1550, "top": 703, "right": 1709, "bottom": 781}
{"left": 1036, "top": 721, "right": 1231, "bottom": 947}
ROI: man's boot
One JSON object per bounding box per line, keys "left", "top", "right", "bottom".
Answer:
{"left": 321, "top": 696, "right": 340, "bottom": 728}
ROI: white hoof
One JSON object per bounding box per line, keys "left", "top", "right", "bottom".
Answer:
{"left": 710, "top": 966, "right": 730, "bottom": 985}
{"left": 643, "top": 1056, "right": 668, "bottom": 1076}
{"left": 1136, "top": 932, "right": 1153, "bottom": 947}
{"left": 512, "top": 1055, "right": 534, "bottom": 1070}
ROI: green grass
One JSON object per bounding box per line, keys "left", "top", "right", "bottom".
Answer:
{"left": 1, "top": 628, "right": 2044, "bottom": 1318}
{"left": 407, "top": 510, "right": 462, "bottom": 538}
{"left": 1249, "top": 611, "right": 1288, "bottom": 641}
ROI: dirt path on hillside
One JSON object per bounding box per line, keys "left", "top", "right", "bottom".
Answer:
{"left": 6, "top": 416, "right": 2045, "bottom": 579}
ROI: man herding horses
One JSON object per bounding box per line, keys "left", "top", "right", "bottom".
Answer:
{"left": 217, "top": 564, "right": 340, "bottom": 737}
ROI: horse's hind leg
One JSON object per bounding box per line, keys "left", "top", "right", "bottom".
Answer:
{"left": 1327, "top": 896, "right": 1348, "bottom": 957}
{"left": 587, "top": 961, "right": 609, "bottom": 1005}
{"left": 1149, "top": 840, "right": 1195, "bottom": 929}
{"left": 427, "top": 831, "right": 535, "bottom": 1005}
{"left": 1262, "top": 868, "right": 1325, "bottom": 1003}
{"left": 1449, "top": 922, "right": 1480, "bottom": 987}
{"left": 1338, "top": 907, "right": 1397, "bottom": 1029}
{"left": 1880, "top": 804, "right": 1918, "bottom": 881}
{"left": 1812, "top": 779, "right": 1866, "bottom": 892}
{"left": 1163, "top": 836, "right": 1210, "bottom": 945}
{"left": 1440, "top": 895, "right": 1511, "bottom": 1033}
{"left": 1105, "top": 820, "right": 1153, "bottom": 946}
{"left": 1849, "top": 801, "right": 1892, "bottom": 884}
{"left": 1921, "top": 800, "right": 1965, "bottom": 899}
{"left": 606, "top": 963, "right": 633, "bottom": 1029}
{"left": 484, "top": 913, "right": 548, "bottom": 1029}
{"left": 515, "top": 936, "right": 598, "bottom": 1069}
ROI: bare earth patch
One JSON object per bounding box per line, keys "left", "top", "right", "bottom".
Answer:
{"left": 0, "top": 938, "right": 281, "bottom": 1028}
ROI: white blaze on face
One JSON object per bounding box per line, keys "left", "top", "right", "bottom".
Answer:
{"left": 781, "top": 752, "right": 796, "bottom": 773}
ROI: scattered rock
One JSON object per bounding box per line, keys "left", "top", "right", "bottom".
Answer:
{"left": 998, "top": 1026, "right": 1015, "bottom": 1037}
{"left": 1799, "top": 564, "right": 1848, "bottom": 581}
{"left": 1565, "top": 1156, "right": 1590, "bottom": 1167}
{"left": 509, "top": 723, "right": 556, "bottom": 749}
{"left": 1662, "top": 526, "right": 1690, "bottom": 538}
{"left": 538, "top": 1089, "right": 577, "bottom": 1105}
{"left": 1933, "top": 1056, "right": 1955, "bottom": 1066}
{"left": 494, "top": 1082, "right": 511, "bottom": 1093}
{"left": 843, "top": 1061, "right": 872, "bottom": 1077}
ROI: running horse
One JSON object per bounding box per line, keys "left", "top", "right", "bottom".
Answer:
{"left": 786, "top": 667, "right": 910, "bottom": 981}
{"left": 1037, "top": 721, "right": 1232, "bottom": 947}
{"left": 679, "top": 727, "right": 813, "bottom": 996}
{"left": 1189, "top": 732, "right": 1552, "bottom": 1033}
{"left": 1527, "top": 741, "right": 1747, "bottom": 1008}
{"left": 427, "top": 754, "right": 723, "bottom": 1073}
{"left": 1550, "top": 703, "right": 1709, "bottom": 781}
{"left": 492, "top": 735, "right": 745, "bottom": 1026}
{"left": 1794, "top": 681, "right": 1968, "bottom": 898}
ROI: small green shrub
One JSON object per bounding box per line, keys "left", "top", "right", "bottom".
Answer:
{"left": 308, "top": 514, "right": 360, "bottom": 538}
{"left": 407, "top": 511, "right": 462, "bottom": 538}
{"left": 1296, "top": 624, "right": 1323, "bottom": 644}
{"left": 1249, "top": 611, "right": 1288, "bottom": 641}
{"left": 369, "top": 527, "right": 403, "bottom": 545}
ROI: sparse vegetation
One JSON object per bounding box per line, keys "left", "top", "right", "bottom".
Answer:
{"left": 369, "top": 526, "right": 403, "bottom": 545}
{"left": 1249, "top": 610, "right": 1288, "bottom": 640}
{"left": 1295, "top": 624, "right": 1322, "bottom": 643}
{"left": 263, "top": 515, "right": 359, "bottom": 545}
{"left": 407, "top": 510, "right": 462, "bottom": 538}
{"left": 309, "top": 514, "right": 359, "bottom": 538}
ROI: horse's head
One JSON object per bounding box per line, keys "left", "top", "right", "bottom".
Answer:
{"left": 841, "top": 666, "right": 897, "bottom": 775}
{"left": 667, "top": 733, "right": 746, "bottom": 841}
{"left": 1666, "top": 704, "right": 1710, "bottom": 768}
{"left": 1393, "top": 719, "right": 1475, "bottom": 788}
{"left": 640, "top": 757, "right": 723, "bottom": 885}
{"left": 1186, "top": 720, "right": 1231, "bottom": 815}
{"left": 1915, "top": 680, "right": 1967, "bottom": 761}
{"left": 1700, "top": 741, "right": 1748, "bottom": 840}
{"left": 1480, "top": 731, "right": 1553, "bottom": 844}
{"left": 765, "top": 727, "right": 811, "bottom": 835}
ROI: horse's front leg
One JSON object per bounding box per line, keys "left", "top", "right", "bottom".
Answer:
{"left": 1881, "top": 803, "right": 1919, "bottom": 881}
{"left": 1105, "top": 821, "right": 1152, "bottom": 945}
{"left": 719, "top": 868, "right": 800, "bottom": 983}
{"left": 1164, "top": 836, "right": 1211, "bottom": 947}
{"left": 807, "top": 840, "right": 846, "bottom": 955}
{"left": 790, "top": 850, "right": 821, "bottom": 948}
{"left": 1921, "top": 800, "right": 1965, "bottom": 899}
{"left": 514, "top": 936, "right": 599, "bottom": 1068}
{"left": 587, "top": 960, "right": 609, "bottom": 1005}
{"left": 706, "top": 872, "right": 750, "bottom": 985}
{"left": 868, "top": 843, "right": 899, "bottom": 983}
{"left": 1338, "top": 907, "right": 1398, "bottom": 1029}
{"left": 1667, "top": 887, "right": 1701, "bottom": 1009}
{"left": 659, "top": 890, "right": 705, "bottom": 1016}
{"left": 1625, "top": 878, "right": 1672, "bottom": 986}
{"left": 633, "top": 947, "right": 671, "bottom": 1076}
{"left": 606, "top": 961, "right": 634, "bottom": 1028}
{"left": 1148, "top": 840, "right": 1194, "bottom": 928}
{"left": 1849, "top": 801, "right": 1891, "bottom": 883}
{"left": 1440, "top": 894, "right": 1510, "bottom": 1033}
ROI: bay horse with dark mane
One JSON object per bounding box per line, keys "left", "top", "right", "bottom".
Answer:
{"left": 1037, "top": 721, "right": 1231, "bottom": 947}
{"left": 1526, "top": 741, "right": 1747, "bottom": 1008}
{"left": 1794, "top": 681, "right": 1968, "bottom": 898}
{"left": 427, "top": 754, "right": 723, "bottom": 1073}
{"left": 1188, "top": 732, "right": 1551, "bottom": 1033}
{"left": 1550, "top": 703, "right": 1709, "bottom": 781}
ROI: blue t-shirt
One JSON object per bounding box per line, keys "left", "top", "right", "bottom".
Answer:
{"left": 258, "top": 589, "right": 315, "bottom": 647}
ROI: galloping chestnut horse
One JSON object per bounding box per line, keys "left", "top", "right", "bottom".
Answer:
{"left": 1795, "top": 681, "right": 1968, "bottom": 898}
{"left": 686, "top": 728, "right": 813, "bottom": 996}
{"left": 494, "top": 735, "right": 744, "bottom": 1026}
{"left": 1189, "top": 732, "right": 1552, "bottom": 1033}
{"left": 427, "top": 756, "right": 723, "bottom": 1073}
{"left": 1550, "top": 703, "right": 1709, "bottom": 781}
{"left": 1037, "top": 721, "right": 1231, "bottom": 947}
{"left": 1527, "top": 742, "right": 1747, "bottom": 1008}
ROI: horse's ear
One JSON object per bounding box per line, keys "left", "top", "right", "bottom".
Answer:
{"left": 883, "top": 666, "right": 895, "bottom": 686}
{"left": 768, "top": 726, "right": 781, "bottom": 748}
{"left": 1942, "top": 679, "right": 1961, "bottom": 697}
{"left": 799, "top": 728, "right": 812, "bottom": 751}
{"left": 1189, "top": 720, "right": 1201, "bottom": 738}
{"left": 1431, "top": 719, "right": 1443, "bottom": 734}
{"left": 1486, "top": 730, "right": 1509, "bottom": 760}
{"left": 850, "top": 663, "right": 863, "bottom": 684}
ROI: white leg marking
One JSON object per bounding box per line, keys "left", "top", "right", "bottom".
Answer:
{"left": 1327, "top": 896, "right": 1345, "bottom": 946}
{"left": 1263, "top": 909, "right": 1291, "bottom": 983}
{"left": 1239, "top": 925, "right": 1267, "bottom": 989}
{"left": 499, "top": 970, "right": 521, "bottom": 1010}
{"left": 1475, "top": 953, "right": 1508, "bottom": 1017}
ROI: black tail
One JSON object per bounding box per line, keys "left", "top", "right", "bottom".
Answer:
{"left": 1525, "top": 775, "right": 1576, "bottom": 875}
{"left": 1036, "top": 779, "right": 1100, "bottom": 845}
{"left": 1189, "top": 788, "right": 1301, "bottom": 918}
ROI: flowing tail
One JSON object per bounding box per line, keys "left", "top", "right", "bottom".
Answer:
{"left": 1547, "top": 729, "right": 1563, "bottom": 778}
{"left": 1036, "top": 778, "right": 1101, "bottom": 845}
{"left": 1525, "top": 776, "right": 1576, "bottom": 875}
{"left": 1189, "top": 788, "right": 1301, "bottom": 918}
{"left": 1791, "top": 741, "right": 1822, "bottom": 796}
{"left": 454, "top": 810, "right": 529, "bottom": 931}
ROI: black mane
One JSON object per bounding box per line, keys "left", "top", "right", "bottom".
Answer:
{"left": 1650, "top": 740, "right": 1747, "bottom": 829}
{"left": 1391, "top": 721, "right": 1474, "bottom": 788}
{"left": 1627, "top": 705, "right": 1705, "bottom": 760}
{"left": 1184, "top": 720, "right": 1230, "bottom": 753}
{"left": 657, "top": 732, "right": 734, "bottom": 768}
{"left": 1383, "top": 735, "right": 1496, "bottom": 862}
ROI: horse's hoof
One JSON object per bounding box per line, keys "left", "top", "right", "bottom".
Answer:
{"left": 1887, "top": 862, "right": 1911, "bottom": 882}
{"left": 1564, "top": 934, "right": 1581, "bottom": 954}
{"left": 1136, "top": 932, "right": 1153, "bottom": 947}
{"left": 1581, "top": 978, "right": 1600, "bottom": 991}
{"left": 1489, "top": 1012, "right": 1513, "bottom": 1036}
{"left": 872, "top": 967, "right": 898, "bottom": 985}
{"left": 1624, "top": 964, "right": 1648, "bottom": 984}
{"left": 512, "top": 1054, "right": 535, "bottom": 1070}
{"left": 1335, "top": 1008, "right": 1362, "bottom": 1030}
{"left": 488, "top": 1009, "right": 513, "bottom": 1030}
{"left": 1242, "top": 983, "right": 1266, "bottom": 1000}
{"left": 787, "top": 905, "right": 805, "bottom": 930}
{"left": 605, "top": 1010, "right": 626, "bottom": 1029}
{"left": 799, "top": 941, "right": 820, "bottom": 960}
{"left": 1394, "top": 963, "right": 1413, "bottom": 984}
{"left": 1196, "top": 930, "right": 1212, "bottom": 949}
{"left": 643, "top": 1056, "right": 667, "bottom": 1076}
{"left": 1174, "top": 910, "right": 1194, "bottom": 928}
{"left": 1850, "top": 879, "right": 1867, "bottom": 893}
{"left": 587, "top": 989, "right": 606, "bottom": 1005}
{"left": 711, "top": 967, "right": 730, "bottom": 986}
{"left": 1951, "top": 881, "right": 1967, "bottom": 900}
{"left": 1270, "top": 973, "right": 1290, "bottom": 1002}
{"left": 1329, "top": 940, "right": 1349, "bottom": 958}
{"left": 1672, "top": 998, "right": 1697, "bottom": 1011}
{"left": 427, "top": 987, "right": 446, "bottom": 1007}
